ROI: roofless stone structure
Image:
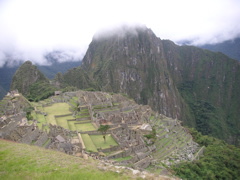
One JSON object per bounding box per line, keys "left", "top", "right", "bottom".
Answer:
{"left": 0, "top": 90, "right": 203, "bottom": 170}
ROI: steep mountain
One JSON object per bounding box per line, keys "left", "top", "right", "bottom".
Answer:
{"left": 11, "top": 61, "right": 48, "bottom": 95}
{"left": 61, "top": 26, "right": 240, "bottom": 146}
{"left": 10, "top": 61, "right": 58, "bottom": 102}
{"left": 199, "top": 37, "right": 240, "bottom": 61}
{"left": 162, "top": 41, "right": 240, "bottom": 145}
{"left": 0, "top": 64, "right": 18, "bottom": 99}
{"left": 0, "top": 55, "right": 80, "bottom": 99}
{"left": 65, "top": 26, "right": 189, "bottom": 122}
{"left": 0, "top": 85, "right": 7, "bottom": 99}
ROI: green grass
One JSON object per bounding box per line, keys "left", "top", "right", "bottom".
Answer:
{"left": 90, "top": 135, "right": 118, "bottom": 149}
{"left": 36, "top": 113, "right": 47, "bottom": 129}
{"left": 67, "top": 121, "right": 77, "bottom": 131}
{"left": 96, "top": 108, "right": 119, "bottom": 113}
{"left": 43, "top": 103, "right": 71, "bottom": 125}
{"left": 55, "top": 115, "right": 72, "bottom": 129}
{"left": 114, "top": 156, "right": 132, "bottom": 162}
{"left": 75, "top": 123, "right": 96, "bottom": 132}
{"left": 0, "top": 139, "right": 133, "bottom": 180}
{"left": 69, "top": 97, "right": 78, "bottom": 106}
{"left": 81, "top": 134, "right": 98, "bottom": 152}
{"left": 42, "top": 139, "right": 51, "bottom": 147}
{"left": 75, "top": 114, "right": 91, "bottom": 118}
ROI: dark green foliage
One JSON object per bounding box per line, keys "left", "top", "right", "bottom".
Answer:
{"left": 200, "top": 37, "right": 240, "bottom": 61}
{"left": 178, "top": 81, "right": 228, "bottom": 141}
{"left": 62, "top": 67, "right": 99, "bottom": 90}
{"left": 23, "top": 106, "right": 34, "bottom": 113}
{"left": 27, "top": 81, "right": 56, "bottom": 102}
{"left": 61, "top": 86, "right": 78, "bottom": 92}
{"left": 97, "top": 125, "right": 110, "bottom": 143}
{"left": 11, "top": 61, "right": 49, "bottom": 96}
{"left": 173, "top": 129, "right": 240, "bottom": 179}
{"left": 84, "top": 88, "right": 96, "bottom": 92}
{"left": 26, "top": 112, "right": 33, "bottom": 120}
{"left": 144, "top": 127, "right": 156, "bottom": 139}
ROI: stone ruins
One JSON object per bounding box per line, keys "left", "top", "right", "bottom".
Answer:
{"left": 0, "top": 90, "right": 204, "bottom": 170}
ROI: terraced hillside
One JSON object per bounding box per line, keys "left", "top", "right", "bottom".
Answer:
{"left": 0, "top": 90, "right": 202, "bottom": 171}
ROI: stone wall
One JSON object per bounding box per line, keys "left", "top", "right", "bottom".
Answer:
{"left": 133, "top": 157, "right": 151, "bottom": 169}
{"left": 34, "top": 132, "right": 48, "bottom": 147}
{"left": 100, "top": 145, "right": 121, "bottom": 153}
{"left": 1, "top": 120, "right": 19, "bottom": 137}
{"left": 55, "top": 113, "right": 72, "bottom": 118}
{"left": 20, "top": 128, "right": 41, "bottom": 144}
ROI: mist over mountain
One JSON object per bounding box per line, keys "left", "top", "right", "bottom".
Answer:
{"left": 199, "top": 37, "right": 240, "bottom": 61}
{"left": 57, "top": 26, "right": 240, "bottom": 146}
{"left": 0, "top": 51, "right": 81, "bottom": 99}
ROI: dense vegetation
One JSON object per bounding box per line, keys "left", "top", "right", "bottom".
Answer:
{"left": 200, "top": 37, "right": 240, "bottom": 61}
{"left": 0, "top": 59, "right": 80, "bottom": 100}
{"left": 163, "top": 40, "right": 240, "bottom": 146}
{"left": 173, "top": 129, "right": 240, "bottom": 179}
{"left": 27, "top": 81, "right": 56, "bottom": 102}
{"left": 178, "top": 81, "right": 227, "bottom": 141}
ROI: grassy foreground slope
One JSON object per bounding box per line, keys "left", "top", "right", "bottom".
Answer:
{"left": 0, "top": 140, "right": 132, "bottom": 180}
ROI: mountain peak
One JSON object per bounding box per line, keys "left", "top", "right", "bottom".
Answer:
{"left": 10, "top": 61, "right": 48, "bottom": 96}
{"left": 92, "top": 24, "right": 151, "bottom": 41}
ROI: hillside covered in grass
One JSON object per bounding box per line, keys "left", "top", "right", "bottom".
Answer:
{"left": 0, "top": 139, "right": 174, "bottom": 180}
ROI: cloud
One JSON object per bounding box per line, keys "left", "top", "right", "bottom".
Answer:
{"left": 0, "top": 0, "right": 239, "bottom": 67}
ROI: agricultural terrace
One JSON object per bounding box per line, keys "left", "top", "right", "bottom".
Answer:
{"left": 33, "top": 102, "right": 97, "bottom": 132}
{"left": 44, "top": 103, "right": 71, "bottom": 125}
{"left": 31, "top": 99, "right": 119, "bottom": 153}
{"left": 81, "top": 134, "right": 118, "bottom": 152}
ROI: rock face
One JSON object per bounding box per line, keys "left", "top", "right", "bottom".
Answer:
{"left": 66, "top": 26, "right": 188, "bottom": 121}
{"left": 62, "top": 25, "right": 240, "bottom": 145}
{"left": 10, "top": 61, "right": 48, "bottom": 96}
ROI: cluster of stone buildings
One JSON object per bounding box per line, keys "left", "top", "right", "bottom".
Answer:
{"left": 0, "top": 90, "right": 203, "bottom": 170}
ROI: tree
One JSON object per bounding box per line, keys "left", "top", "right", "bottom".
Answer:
{"left": 97, "top": 125, "right": 110, "bottom": 143}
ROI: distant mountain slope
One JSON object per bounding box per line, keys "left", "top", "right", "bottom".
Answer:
{"left": 61, "top": 26, "right": 240, "bottom": 146}
{"left": 0, "top": 64, "right": 18, "bottom": 99}
{"left": 0, "top": 57, "right": 80, "bottom": 99}
{"left": 10, "top": 61, "right": 49, "bottom": 96}
{"left": 199, "top": 37, "right": 240, "bottom": 61}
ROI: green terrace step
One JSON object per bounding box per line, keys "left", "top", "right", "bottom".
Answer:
{"left": 81, "top": 134, "right": 98, "bottom": 152}
{"left": 155, "top": 138, "right": 171, "bottom": 149}
{"left": 75, "top": 123, "right": 96, "bottom": 132}
{"left": 67, "top": 120, "right": 77, "bottom": 131}
{"left": 154, "top": 143, "right": 175, "bottom": 159}
{"left": 157, "top": 145, "right": 177, "bottom": 160}
{"left": 94, "top": 108, "right": 120, "bottom": 113}
{"left": 93, "top": 104, "right": 113, "bottom": 109}
{"left": 106, "top": 150, "right": 124, "bottom": 159}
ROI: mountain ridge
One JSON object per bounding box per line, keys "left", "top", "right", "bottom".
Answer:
{"left": 0, "top": 57, "right": 81, "bottom": 99}
{"left": 59, "top": 26, "right": 240, "bottom": 146}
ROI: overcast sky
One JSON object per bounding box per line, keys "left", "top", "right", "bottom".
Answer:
{"left": 0, "top": 0, "right": 240, "bottom": 67}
